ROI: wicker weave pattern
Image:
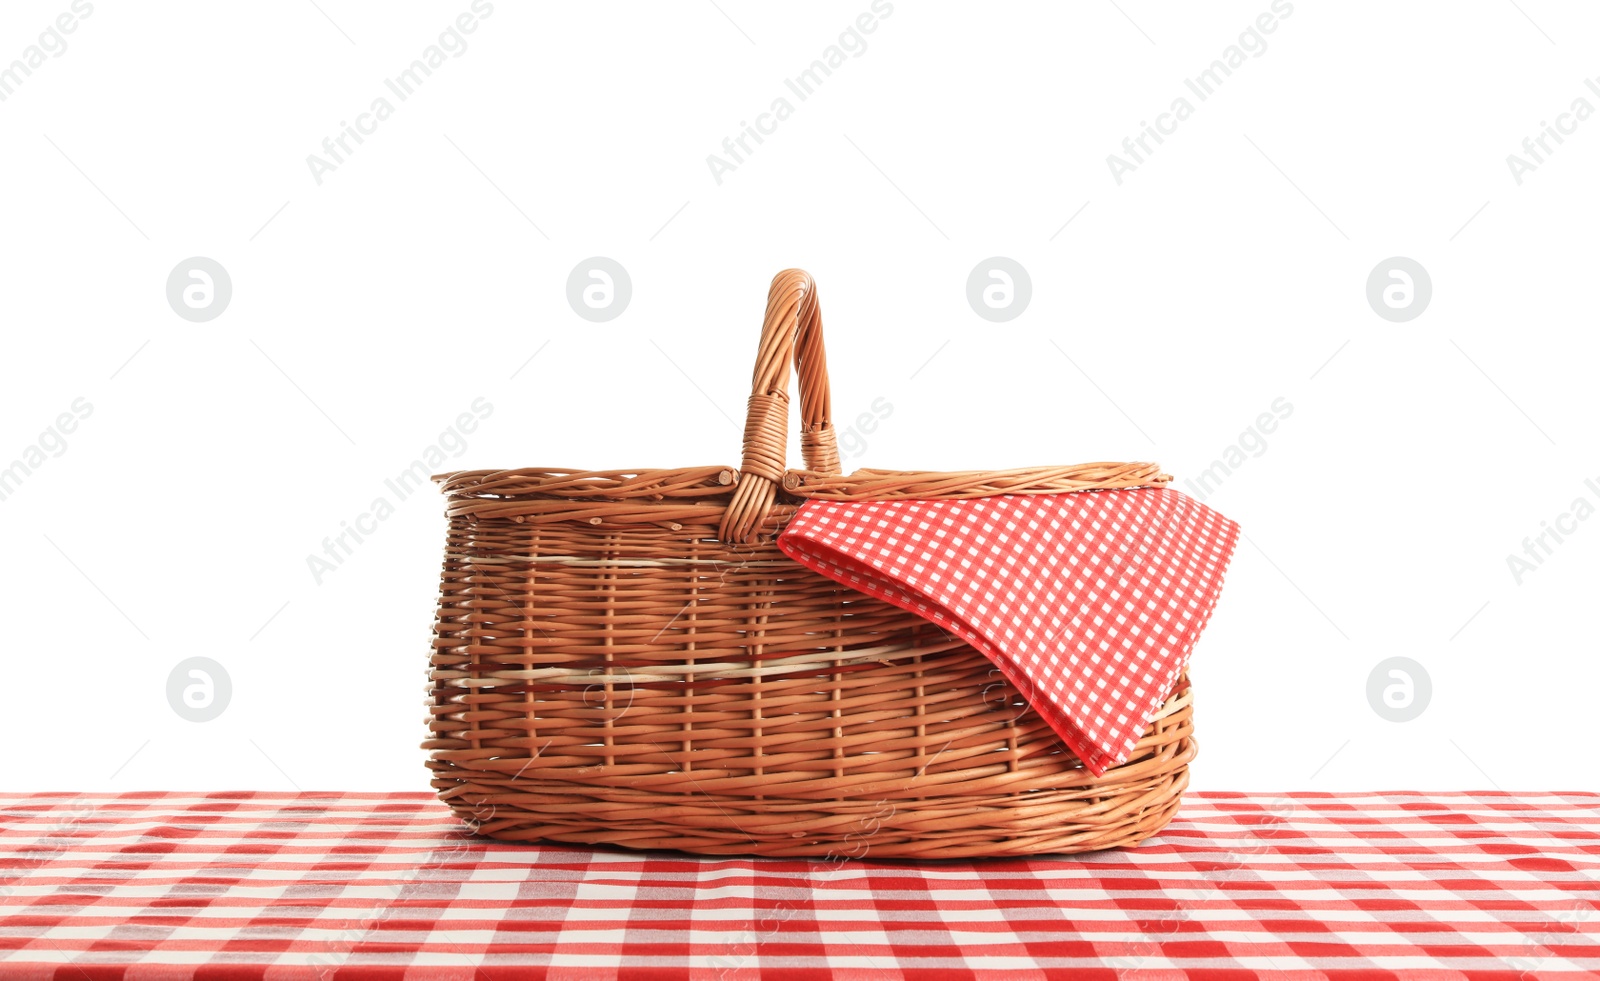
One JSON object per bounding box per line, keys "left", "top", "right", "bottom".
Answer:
{"left": 425, "top": 270, "right": 1193, "bottom": 859}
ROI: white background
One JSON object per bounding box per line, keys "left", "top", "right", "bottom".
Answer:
{"left": 2, "top": 0, "right": 1596, "bottom": 794}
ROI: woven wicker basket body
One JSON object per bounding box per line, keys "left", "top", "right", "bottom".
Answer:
{"left": 425, "top": 270, "right": 1194, "bottom": 859}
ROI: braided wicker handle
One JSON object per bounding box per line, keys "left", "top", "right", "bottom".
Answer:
{"left": 718, "top": 269, "right": 840, "bottom": 544}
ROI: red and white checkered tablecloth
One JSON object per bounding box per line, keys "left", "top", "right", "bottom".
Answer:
{"left": 1, "top": 792, "right": 1596, "bottom": 980}
{"left": 779, "top": 488, "right": 1240, "bottom": 776}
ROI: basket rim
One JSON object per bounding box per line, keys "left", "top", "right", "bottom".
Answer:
{"left": 432, "top": 461, "right": 1172, "bottom": 503}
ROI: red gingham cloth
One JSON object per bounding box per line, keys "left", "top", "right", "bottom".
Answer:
{"left": 1, "top": 792, "right": 1597, "bottom": 979}
{"left": 778, "top": 487, "right": 1240, "bottom": 774}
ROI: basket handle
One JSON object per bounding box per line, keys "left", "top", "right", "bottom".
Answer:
{"left": 718, "top": 269, "right": 840, "bottom": 544}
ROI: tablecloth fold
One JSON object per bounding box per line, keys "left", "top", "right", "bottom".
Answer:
{"left": 779, "top": 487, "right": 1239, "bottom": 773}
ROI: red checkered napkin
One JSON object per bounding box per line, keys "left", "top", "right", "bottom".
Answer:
{"left": 778, "top": 487, "right": 1240, "bottom": 775}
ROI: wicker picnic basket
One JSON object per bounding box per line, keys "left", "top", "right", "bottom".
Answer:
{"left": 424, "top": 269, "right": 1194, "bottom": 859}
